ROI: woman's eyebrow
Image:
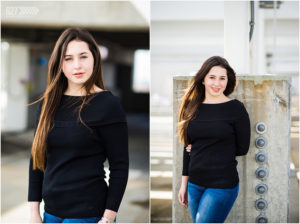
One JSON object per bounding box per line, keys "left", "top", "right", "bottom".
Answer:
{"left": 209, "top": 74, "right": 226, "bottom": 78}
{"left": 64, "top": 52, "right": 89, "bottom": 57}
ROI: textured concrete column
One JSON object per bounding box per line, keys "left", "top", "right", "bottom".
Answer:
{"left": 173, "top": 75, "right": 291, "bottom": 223}
{"left": 224, "top": 1, "right": 249, "bottom": 74}
{"left": 173, "top": 77, "right": 193, "bottom": 223}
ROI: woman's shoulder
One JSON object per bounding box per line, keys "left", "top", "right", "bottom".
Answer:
{"left": 85, "top": 91, "right": 126, "bottom": 125}
{"left": 90, "top": 90, "right": 122, "bottom": 110}
{"left": 230, "top": 99, "right": 249, "bottom": 118}
{"left": 230, "top": 99, "right": 245, "bottom": 107}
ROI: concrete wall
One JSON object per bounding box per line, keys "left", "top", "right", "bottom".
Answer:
{"left": 173, "top": 75, "right": 291, "bottom": 222}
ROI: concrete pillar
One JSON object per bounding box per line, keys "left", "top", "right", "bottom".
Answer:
{"left": 250, "top": 1, "right": 266, "bottom": 75}
{"left": 1, "top": 42, "right": 29, "bottom": 132}
{"left": 173, "top": 75, "right": 291, "bottom": 223}
{"left": 224, "top": 1, "right": 249, "bottom": 74}
{"left": 172, "top": 77, "right": 193, "bottom": 223}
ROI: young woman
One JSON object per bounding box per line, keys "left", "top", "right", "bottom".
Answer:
{"left": 177, "top": 56, "right": 250, "bottom": 223}
{"left": 28, "top": 28, "right": 129, "bottom": 223}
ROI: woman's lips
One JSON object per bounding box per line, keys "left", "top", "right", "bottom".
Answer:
{"left": 73, "top": 73, "right": 84, "bottom": 78}
{"left": 211, "top": 87, "right": 220, "bottom": 93}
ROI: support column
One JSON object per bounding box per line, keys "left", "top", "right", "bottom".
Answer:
{"left": 224, "top": 1, "right": 249, "bottom": 75}
{"left": 250, "top": 1, "right": 266, "bottom": 75}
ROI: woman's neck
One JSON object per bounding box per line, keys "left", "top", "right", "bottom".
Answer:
{"left": 203, "top": 94, "right": 231, "bottom": 104}
{"left": 64, "top": 85, "right": 103, "bottom": 96}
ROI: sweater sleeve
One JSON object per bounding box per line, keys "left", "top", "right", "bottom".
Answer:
{"left": 28, "top": 100, "right": 44, "bottom": 202}
{"left": 182, "top": 146, "right": 190, "bottom": 176}
{"left": 93, "top": 97, "right": 129, "bottom": 212}
{"left": 234, "top": 104, "right": 251, "bottom": 156}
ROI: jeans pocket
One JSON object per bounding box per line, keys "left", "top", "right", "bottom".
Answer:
{"left": 43, "top": 211, "right": 62, "bottom": 223}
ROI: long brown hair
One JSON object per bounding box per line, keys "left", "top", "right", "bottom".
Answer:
{"left": 28, "top": 27, "right": 105, "bottom": 171}
{"left": 177, "top": 56, "right": 236, "bottom": 146}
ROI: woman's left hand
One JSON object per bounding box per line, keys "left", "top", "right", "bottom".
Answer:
{"left": 98, "top": 209, "right": 116, "bottom": 223}
{"left": 98, "top": 217, "right": 112, "bottom": 223}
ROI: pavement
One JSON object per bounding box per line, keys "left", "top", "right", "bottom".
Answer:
{"left": 150, "top": 116, "right": 172, "bottom": 223}
{"left": 1, "top": 114, "right": 149, "bottom": 223}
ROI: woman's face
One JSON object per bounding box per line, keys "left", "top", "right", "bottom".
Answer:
{"left": 62, "top": 40, "right": 94, "bottom": 87}
{"left": 202, "top": 66, "right": 228, "bottom": 97}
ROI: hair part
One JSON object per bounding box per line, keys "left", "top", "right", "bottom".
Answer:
{"left": 28, "top": 27, "right": 106, "bottom": 171}
{"left": 177, "top": 56, "right": 236, "bottom": 146}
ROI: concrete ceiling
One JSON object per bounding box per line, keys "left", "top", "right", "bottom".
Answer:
{"left": 1, "top": 1, "right": 149, "bottom": 49}
{"left": 1, "top": 1, "right": 149, "bottom": 30}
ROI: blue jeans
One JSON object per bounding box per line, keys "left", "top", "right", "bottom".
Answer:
{"left": 43, "top": 211, "right": 102, "bottom": 223}
{"left": 187, "top": 181, "right": 239, "bottom": 223}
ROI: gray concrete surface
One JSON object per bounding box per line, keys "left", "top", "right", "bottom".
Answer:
{"left": 150, "top": 116, "right": 172, "bottom": 223}
{"left": 1, "top": 1, "right": 148, "bottom": 30}
{"left": 1, "top": 114, "right": 149, "bottom": 223}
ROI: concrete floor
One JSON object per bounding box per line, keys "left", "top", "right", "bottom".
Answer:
{"left": 150, "top": 116, "right": 173, "bottom": 223}
{"left": 1, "top": 114, "right": 149, "bottom": 223}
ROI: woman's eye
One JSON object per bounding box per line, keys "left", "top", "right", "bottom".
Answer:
{"left": 65, "top": 58, "right": 71, "bottom": 61}
{"left": 81, "top": 56, "right": 87, "bottom": 59}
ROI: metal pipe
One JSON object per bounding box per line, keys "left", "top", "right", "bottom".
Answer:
{"left": 249, "top": 0, "right": 255, "bottom": 41}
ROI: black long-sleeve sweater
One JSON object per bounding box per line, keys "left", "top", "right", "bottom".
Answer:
{"left": 182, "top": 99, "right": 250, "bottom": 189}
{"left": 28, "top": 91, "right": 129, "bottom": 218}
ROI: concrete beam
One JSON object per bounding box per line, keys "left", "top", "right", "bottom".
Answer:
{"left": 1, "top": 1, "right": 148, "bottom": 31}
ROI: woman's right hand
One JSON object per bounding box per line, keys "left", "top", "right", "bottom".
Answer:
{"left": 186, "top": 144, "right": 192, "bottom": 152}
{"left": 28, "top": 202, "right": 42, "bottom": 223}
{"left": 178, "top": 185, "right": 188, "bottom": 207}
{"left": 29, "top": 214, "right": 42, "bottom": 223}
